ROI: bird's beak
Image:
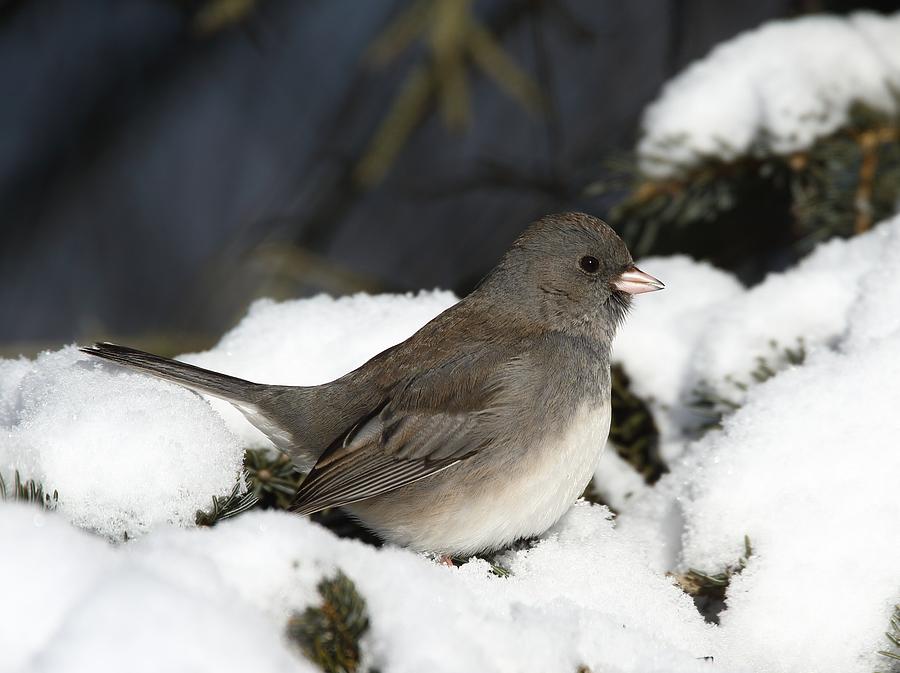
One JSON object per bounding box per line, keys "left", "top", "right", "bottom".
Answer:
{"left": 614, "top": 266, "right": 665, "bottom": 295}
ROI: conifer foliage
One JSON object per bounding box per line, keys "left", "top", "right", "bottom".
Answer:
{"left": 610, "top": 103, "right": 900, "bottom": 267}
{"left": 604, "top": 11, "right": 900, "bottom": 275}
{"left": 286, "top": 571, "right": 373, "bottom": 673}
{"left": 0, "top": 471, "right": 57, "bottom": 510}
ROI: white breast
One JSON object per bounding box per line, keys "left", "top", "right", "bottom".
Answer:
{"left": 418, "top": 401, "right": 612, "bottom": 555}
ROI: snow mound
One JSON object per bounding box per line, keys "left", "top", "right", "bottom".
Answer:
{"left": 2, "top": 503, "right": 717, "bottom": 673}
{"left": 0, "top": 347, "right": 244, "bottom": 539}
{"left": 612, "top": 256, "right": 742, "bottom": 444}
{"left": 612, "top": 215, "right": 900, "bottom": 430}
{"left": 670, "top": 339, "right": 900, "bottom": 673}
{"left": 615, "top": 214, "right": 900, "bottom": 673}
{"left": 620, "top": 332, "right": 900, "bottom": 673}
{"left": 686, "top": 222, "right": 890, "bottom": 403}
{"left": 844, "top": 221, "right": 900, "bottom": 349}
{"left": 638, "top": 11, "right": 900, "bottom": 177}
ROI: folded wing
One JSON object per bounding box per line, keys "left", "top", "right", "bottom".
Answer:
{"left": 290, "top": 346, "right": 520, "bottom": 515}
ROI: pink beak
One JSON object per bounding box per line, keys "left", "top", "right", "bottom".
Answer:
{"left": 614, "top": 266, "right": 665, "bottom": 295}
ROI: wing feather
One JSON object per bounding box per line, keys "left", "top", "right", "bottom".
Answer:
{"left": 289, "top": 346, "right": 518, "bottom": 515}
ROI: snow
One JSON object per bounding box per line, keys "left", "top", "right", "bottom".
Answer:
{"left": 679, "top": 339, "right": 900, "bottom": 672}
{"left": 591, "top": 448, "right": 651, "bottom": 511}
{"left": 3, "top": 219, "right": 900, "bottom": 671}
{"left": 844, "top": 221, "right": 900, "bottom": 349}
{"left": 2, "top": 503, "right": 715, "bottom": 673}
{"left": 1, "top": 504, "right": 305, "bottom": 673}
{"left": 685, "top": 224, "right": 887, "bottom": 405}
{"left": 613, "top": 218, "right": 900, "bottom": 433}
{"left": 0, "top": 503, "right": 116, "bottom": 671}
{"left": 619, "top": 324, "right": 900, "bottom": 673}
{"left": 0, "top": 347, "right": 244, "bottom": 539}
{"left": 616, "top": 214, "right": 900, "bottom": 673}
{"left": 638, "top": 11, "right": 900, "bottom": 177}
{"left": 612, "top": 256, "right": 743, "bottom": 445}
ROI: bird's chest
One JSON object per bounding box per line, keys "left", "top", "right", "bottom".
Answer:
{"left": 429, "top": 400, "right": 612, "bottom": 555}
{"left": 502, "top": 401, "right": 612, "bottom": 532}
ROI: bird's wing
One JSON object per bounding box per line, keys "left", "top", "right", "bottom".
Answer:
{"left": 289, "top": 346, "right": 525, "bottom": 516}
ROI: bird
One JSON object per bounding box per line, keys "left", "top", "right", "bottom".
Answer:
{"left": 81, "top": 212, "right": 663, "bottom": 557}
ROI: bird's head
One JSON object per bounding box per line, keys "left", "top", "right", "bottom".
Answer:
{"left": 481, "top": 212, "right": 664, "bottom": 341}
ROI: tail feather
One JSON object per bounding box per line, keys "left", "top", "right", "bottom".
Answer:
{"left": 81, "top": 342, "right": 346, "bottom": 467}
{"left": 80, "top": 342, "right": 259, "bottom": 403}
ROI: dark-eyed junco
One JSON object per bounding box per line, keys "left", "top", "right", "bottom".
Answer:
{"left": 83, "top": 213, "right": 662, "bottom": 555}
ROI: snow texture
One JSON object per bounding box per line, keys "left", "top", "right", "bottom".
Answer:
{"left": 617, "top": 214, "right": 900, "bottom": 673}
{"left": 638, "top": 11, "right": 900, "bottom": 177}
{"left": 614, "top": 218, "right": 900, "bottom": 436}
{"left": 685, "top": 225, "right": 886, "bottom": 404}
{"left": 1, "top": 503, "right": 717, "bottom": 673}
{"left": 618, "top": 259, "right": 900, "bottom": 671}
{"left": 3, "top": 217, "right": 900, "bottom": 671}
{"left": 675, "top": 339, "right": 900, "bottom": 673}
{"left": 0, "top": 347, "right": 244, "bottom": 539}
{"left": 612, "top": 255, "right": 743, "bottom": 447}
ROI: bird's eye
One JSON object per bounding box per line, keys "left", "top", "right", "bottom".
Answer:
{"left": 579, "top": 255, "right": 600, "bottom": 273}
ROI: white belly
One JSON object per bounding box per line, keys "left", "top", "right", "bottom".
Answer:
{"left": 407, "top": 401, "right": 612, "bottom": 555}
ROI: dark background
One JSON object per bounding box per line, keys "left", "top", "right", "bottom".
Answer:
{"left": 1, "top": 0, "right": 895, "bottom": 355}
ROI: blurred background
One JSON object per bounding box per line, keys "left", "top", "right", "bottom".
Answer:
{"left": 2, "top": 0, "right": 899, "bottom": 357}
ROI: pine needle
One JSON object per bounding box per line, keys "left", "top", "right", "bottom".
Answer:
{"left": 610, "top": 102, "right": 900, "bottom": 261}
{"left": 610, "top": 363, "right": 666, "bottom": 483}
{"left": 690, "top": 340, "right": 806, "bottom": 433}
{"left": 672, "top": 536, "right": 753, "bottom": 624}
{"left": 194, "top": 479, "right": 259, "bottom": 527}
{"left": 0, "top": 471, "right": 58, "bottom": 510}
{"left": 286, "top": 571, "right": 371, "bottom": 673}
{"left": 877, "top": 604, "right": 900, "bottom": 669}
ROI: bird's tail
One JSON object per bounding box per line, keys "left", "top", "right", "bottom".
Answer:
{"left": 80, "top": 342, "right": 259, "bottom": 403}
{"left": 81, "top": 342, "right": 332, "bottom": 467}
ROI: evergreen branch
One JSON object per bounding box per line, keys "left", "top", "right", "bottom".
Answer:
{"left": 432, "top": 0, "right": 472, "bottom": 129}
{"left": 853, "top": 126, "right": 898, "bottom": 234}
{"left": 671, "top": 536, "right": 753, "bottom": 625}
{"left": 609, "top": 363, "right": 666, "bottom": 484}
{"left": 167, "top": 0, "right": 261, "bottom": 35}
{"left": 286, "top": 570, "right": 371, "bottom": 673}
{"left": 690, "top": 340, "right": 806, "bottom": 433}
{"left": 446, "top": 553, "right": 512, "bottom": 578}
{"left": 608, "top": 102, "right": 900, "bottom": 261}
{"left": 0, "top": 471, "right": 58, "bottom": 510}
{"left": 243, "top": 448, "right": 306, "bottom": 508}
{"left": 195, "top": 478, "right": 259, "bottom": 527}
{"left": 194, "top": 449, "right": 381, "bottom": 545}
{"left": 878, "top": 604, "right": 900, "bottom": 669}
{"left": 196, "top": 447, "right": 309, "bottom": 526}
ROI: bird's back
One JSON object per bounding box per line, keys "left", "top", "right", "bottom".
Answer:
{"left": 258, "top": 295, "right": 527, "bottom": 464}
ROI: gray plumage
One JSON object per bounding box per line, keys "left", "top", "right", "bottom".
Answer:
{"left": 82, "top": 212, "right": 663, "bottom": 555}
